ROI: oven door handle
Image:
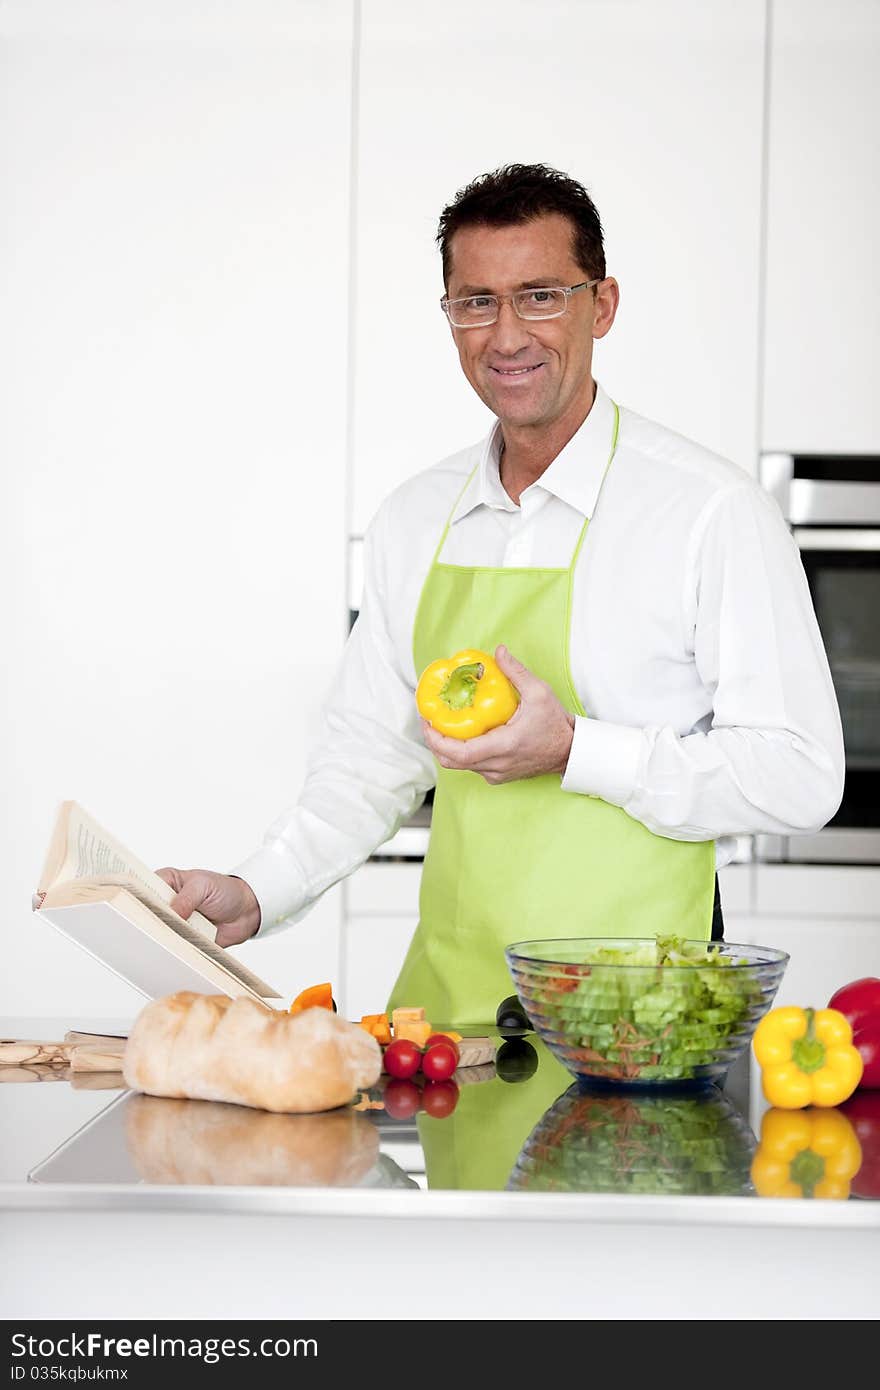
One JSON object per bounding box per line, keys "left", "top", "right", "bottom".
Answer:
{"left": 792, "top": 527, "right": 880, "bottom": 550}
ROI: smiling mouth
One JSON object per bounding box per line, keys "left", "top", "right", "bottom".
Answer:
{"left": 490, "top": 363, "right": 544, "bottom": 378}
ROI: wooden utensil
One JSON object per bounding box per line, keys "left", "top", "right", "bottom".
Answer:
{"left": 64, "top": 1030, "right": 128, "bottom": 1047}
{"left": 0, "top": 1040, "right": 74, "bottom": 1067}
{"left": 0, "top": 1034, "right": 127, "bottom": 1072}
{"left": 0, "top": 1063, "right": 71, "bottom": 1083}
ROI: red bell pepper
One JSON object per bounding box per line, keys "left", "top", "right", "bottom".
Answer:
{"left": 838, "top": 1090, "right": 880, "bottom": 1199}
{"left": 827, "top": 977, "right": 880, "bottom": 1089}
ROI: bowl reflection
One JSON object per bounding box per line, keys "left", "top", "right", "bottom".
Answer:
{"left": 507, "top": 1082, "right": 757, "bottom": 1197}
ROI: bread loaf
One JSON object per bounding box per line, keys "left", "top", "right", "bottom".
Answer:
{"left": 125, "top": 1095, "right": 380, "bottom": 1186}
{"left": 122, "top": 992, "right": 381, "bottom": 1113}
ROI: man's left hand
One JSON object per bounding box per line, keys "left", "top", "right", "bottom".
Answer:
{"left": 420, "top": 644, "right": 575, "bottom": 785}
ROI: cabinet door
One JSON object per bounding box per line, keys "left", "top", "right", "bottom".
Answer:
{"left": 351, "top": 0, "right": 766, "bottom": 532}
{"left": 342, "top": 864, "right": 421, "bottom": 1017}
{"left": 734, "top": 916, "right": 880, "bottom": 1010}
{"left": 341, "top": 915, "right": 419, "bottom": 1020}
{"left": 762, "top": 0, "right": 880, "bottom": 452}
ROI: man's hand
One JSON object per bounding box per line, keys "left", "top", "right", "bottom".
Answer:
{"left": 420, "top": 644, "right": 575, "bottom": 784}
{"left": 155, "top": 868, "right": 261, "bottom": 947}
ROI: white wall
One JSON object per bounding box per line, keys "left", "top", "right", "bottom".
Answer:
{"left": 1, "top": 0, "right": 355, "bottom": 1015}
{"left": 351, "top": 0, "right": 766, "bottom": 533}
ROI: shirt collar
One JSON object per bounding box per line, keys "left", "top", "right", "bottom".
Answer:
{"left": 450, "top": 382, "right": 618, "bottom": 524}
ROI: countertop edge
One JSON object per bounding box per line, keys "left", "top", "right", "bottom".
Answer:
{"left": 3, "top": 1182, "right": 879, "bottom": 1230}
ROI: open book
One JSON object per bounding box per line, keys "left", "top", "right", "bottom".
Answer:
{"left": 34, "top": 801, "right": 282, "bottom": 1007}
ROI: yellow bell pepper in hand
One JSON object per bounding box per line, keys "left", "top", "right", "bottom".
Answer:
{"left": 751, "top": 1107, "right": 862, "bottom": 1199}
{"left": 753, "top": 1006, "right": 864, "bottom": 1109}
{"left": 416, "top": 647, "right": 519, "bottom": 740}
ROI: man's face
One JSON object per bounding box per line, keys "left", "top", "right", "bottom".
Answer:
{"left": 444, "top": 213, "right": 617, "bottom": 433}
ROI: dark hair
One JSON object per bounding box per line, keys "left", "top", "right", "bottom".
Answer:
{"left": 436, "top": 163, "right": 606, "bottom": 287}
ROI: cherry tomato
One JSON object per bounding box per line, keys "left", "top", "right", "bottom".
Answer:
{"left": 424, "top": 1033, "right": 460, "bottom": 1064}
{"left": 383, "top": 1038, "right": 422, "bottom": 1079}
{"left": 382, "top": 1077, "right": 422, "bottom": 1119}
{"left": 421, "top": 1042, "right": 458, "bottom": 1081}
{"left": 421, "top": 1079, "right": 459, "bottom": 1119}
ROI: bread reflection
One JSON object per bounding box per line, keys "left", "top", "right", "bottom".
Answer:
{"left": 125, "top": 1094, "right": 380, "bottom": 1187}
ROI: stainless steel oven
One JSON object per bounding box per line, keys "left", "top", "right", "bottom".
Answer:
{"left": 759, "top": 453, "right": 880, "bottom": 864}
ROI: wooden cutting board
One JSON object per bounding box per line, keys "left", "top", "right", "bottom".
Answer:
{"left": 0, "top": 1034, "right": 126, "bottom": 1073}
{"left": 0, "top": 1040, "right": 75, "bottom": 1067}
{"left": 69, "top": 1041, "right": 126, "bottom": 1072}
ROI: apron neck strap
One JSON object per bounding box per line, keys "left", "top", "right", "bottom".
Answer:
{"left": 433, "top": 399, "right": 620, "bottom": 570}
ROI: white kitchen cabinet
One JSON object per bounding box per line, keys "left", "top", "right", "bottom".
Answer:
{"left": 339, "top": 912, "right": 419, "bottom": 1020}
{"left": 346, "top": 862, "right": 422, "bottom": 915}
{"left": 340, "top": 862, "right": 421, "bottom": 1017}
{"left": 718, "top": 862, "right": 754, "bottom": 916}
{"left": 762, "top": 0, "right": 880, "bottom": 453}
{"left": 734, "top": 915, "right": 880, "bottom": 1010}
{"left": 729, "top": 865, "right": 880, "bottom": 1011}
{"left": 755, "top": 864, "right": 880, "bottom": 919}
{"left": 350, "top": 0, "right": 766, "bottom": 533}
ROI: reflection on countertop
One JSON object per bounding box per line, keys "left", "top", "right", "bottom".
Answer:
{"left": 2, "top": 1018, "right": 875, "bottom": 1215}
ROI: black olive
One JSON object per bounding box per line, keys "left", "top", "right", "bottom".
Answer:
{"left": 495, "top": 1038, "right": 539, "bottom": 1083}
{"left": 332, "top": 998, "right": 338, "bottom": 1013}
{"left": 495, "top": 994, "right": 531, "bottom": 1036}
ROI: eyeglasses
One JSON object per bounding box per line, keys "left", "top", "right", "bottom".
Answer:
{"left": 440, "top": 279, "right": 601, "bottom": 328}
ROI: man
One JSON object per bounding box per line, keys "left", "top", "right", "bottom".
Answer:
{"left": 159, "top": 163, "right": 844, "bottom": 1025}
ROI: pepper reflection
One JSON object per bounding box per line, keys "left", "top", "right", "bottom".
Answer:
{"left": 750, "top": 1107, "right": 862, "bottom": 1200}
{"left": 507, "top": 1084, "right": 757, "bottom": 1196}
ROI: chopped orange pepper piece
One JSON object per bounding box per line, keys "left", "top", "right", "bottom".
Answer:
{"left": 289, "top": 982, "right": 335, "bottom": 1015}
{"left": 360, "top": 1013, "right": 392, "bottom": 1045}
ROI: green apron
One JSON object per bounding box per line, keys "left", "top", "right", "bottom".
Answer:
{"left": 388, "top": 401, "right": 715, "bottom": 1029}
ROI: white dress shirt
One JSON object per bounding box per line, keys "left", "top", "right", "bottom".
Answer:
{"left": 234, "top": 383, "right": 845, "bottom": 934}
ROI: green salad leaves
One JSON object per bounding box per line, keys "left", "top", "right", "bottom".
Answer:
{"left": 534, "top": 936, "right": 760, "bottom": 1082}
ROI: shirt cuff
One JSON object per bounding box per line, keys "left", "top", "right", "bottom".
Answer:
{"left": 561, "top": 716, "right": 643, "bottom": 806}
{"left": 229, "top": 845, "right": 310, "bottom": 938}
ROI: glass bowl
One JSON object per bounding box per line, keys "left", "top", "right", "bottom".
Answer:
{"left": 504, "top": 936, "right": 789, "bottom": 1090}
{"left": 507, "top": 1083, "right": 757, "bottom": 1196}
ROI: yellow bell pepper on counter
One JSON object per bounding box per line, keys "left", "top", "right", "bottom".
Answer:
{"left": 416, "top": 648, "right": 519, "bottom": 740}
{"left": 751, "top": 1107, "right": 862, "bottom": 1200}
{"left": 752, "top": 1006, "right": 864, "bottom": 1109}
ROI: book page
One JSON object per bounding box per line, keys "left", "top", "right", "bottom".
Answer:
{"left": 39, "top": 881, "right": 281, "bottom": 999}
{"left": 39, "top": 801, "right": 180, "bottom": 899}
{"left": 35, "top": 802, "right": 233, "bottom": 952}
